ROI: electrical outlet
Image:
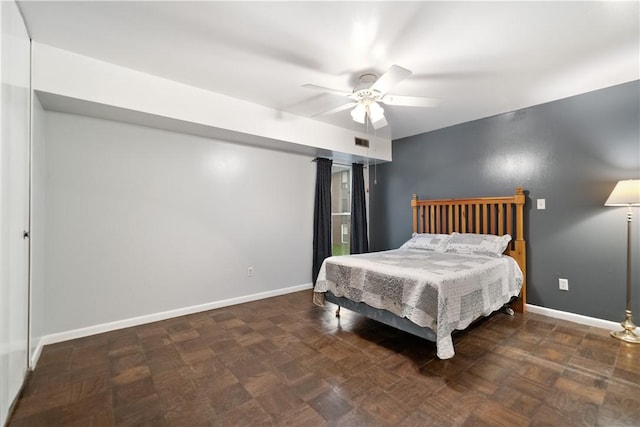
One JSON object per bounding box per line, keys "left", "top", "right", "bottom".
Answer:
{"left": 559, "top": 278, "right": 568, "bottom": 291}
{"left": 247, "top": 267, "right": 254, "bottom": 277}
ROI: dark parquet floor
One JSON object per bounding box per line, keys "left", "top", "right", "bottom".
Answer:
{"left": 8, "top": 290, "right": 640, "bottom": 426}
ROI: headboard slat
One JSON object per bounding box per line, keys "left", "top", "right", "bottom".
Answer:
{"left": 482, "top": 204, "right": 488, "bottom": 233}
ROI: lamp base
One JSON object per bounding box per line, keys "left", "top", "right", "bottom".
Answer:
{"left": 610, "top": 311, "right": 640, "bottom": 344}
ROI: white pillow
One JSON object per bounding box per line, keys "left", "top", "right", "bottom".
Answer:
{"left": 400, "top": 233, "right": 452, "bottom": 252}
{"left": 444, "top": 232, "right": 512, "bottom": 257}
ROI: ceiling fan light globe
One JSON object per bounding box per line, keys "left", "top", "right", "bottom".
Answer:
{"left": 368, "top": 101, "right": 385, "bottom": 123}
{"left": 351, "top": 103, "right": 367, "bottom": 124}
{"left": 371, "top": 115, "right": 388, "bottom": 130}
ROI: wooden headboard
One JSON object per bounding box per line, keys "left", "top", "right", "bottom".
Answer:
{"left": 411, "top": 187, "right": 526, "bottom": 313}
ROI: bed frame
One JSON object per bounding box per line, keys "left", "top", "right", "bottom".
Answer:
{"left": 324, "top": 187, "right": 527, "bottom": 343}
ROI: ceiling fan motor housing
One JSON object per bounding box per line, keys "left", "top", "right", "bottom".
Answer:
{"left": 352, "top": 88, "right": 382, "bottom": 104}
{"left": 352, "top": 73, "right": 382, "bottom": 104}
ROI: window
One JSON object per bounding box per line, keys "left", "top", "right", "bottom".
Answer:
{"left": 331, "top": 165, "right": 351, "bottom": 255}
{"left": 341, "top": 224, "right": 349, "bottom": 244}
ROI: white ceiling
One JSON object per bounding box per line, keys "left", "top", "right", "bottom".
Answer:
{"left": 17, "top": 1, "right": 640, "bottom": 140}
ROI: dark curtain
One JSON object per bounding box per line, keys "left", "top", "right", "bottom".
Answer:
{"left": 350, "top": 163, "right": 369, "bottom": 254}
{"left": 312, "top": 158, "right": 333, "bottom": 284}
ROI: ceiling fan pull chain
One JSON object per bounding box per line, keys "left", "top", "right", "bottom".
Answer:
{"left": 373, "top": 126, "right": 378, "bottom": 185}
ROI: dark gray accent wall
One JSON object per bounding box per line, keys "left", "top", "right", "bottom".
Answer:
{"left": 369, "top": 80, "right": 640, "bottom": 322}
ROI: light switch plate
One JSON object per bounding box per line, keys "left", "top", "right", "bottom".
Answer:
{"left": 559, "top": 278, "right": 568, "bottom": 291}
{"left": 537, "top": 199, "right": 546, "bottom": 210}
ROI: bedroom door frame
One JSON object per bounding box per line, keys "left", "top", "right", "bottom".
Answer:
{"left": 0, "top": 1, "right": 32, "bottom": 424}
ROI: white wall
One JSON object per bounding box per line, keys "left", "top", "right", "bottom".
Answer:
{"left": 43, "top": 111, "right": 315, "bottom": 336}
{"left": 0, "top": 0, "right": 31, "bottom": 424}
{"left": 30, "top": 95, "right": 46, "bottom": 366}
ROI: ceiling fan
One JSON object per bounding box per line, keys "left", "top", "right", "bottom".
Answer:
{"left": 303, "top": 65, "right": 438, "bottom": 130}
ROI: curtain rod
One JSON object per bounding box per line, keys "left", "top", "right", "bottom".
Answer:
{"left": 311, "top": 158, "right": 365, "bottom": 167}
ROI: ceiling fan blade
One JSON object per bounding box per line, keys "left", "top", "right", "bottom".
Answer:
{"left": 380, "top": 95, "right": 439, "bottom": 108}
{"left": 370, "top": 65, "right": 412, "bottom": 94}
{"left": 302, "top": 84, "right": 352, "bottom": 98}
{"left": 313, "top": 101, "right": 358, "bottom": 117}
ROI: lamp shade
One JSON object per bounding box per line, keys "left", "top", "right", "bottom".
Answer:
{"left": 605, "top": 179, "right": 640, "bottom": 206}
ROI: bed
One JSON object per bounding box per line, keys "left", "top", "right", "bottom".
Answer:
{"left": 313, "top": 187, "right": 526, "bottom": 359}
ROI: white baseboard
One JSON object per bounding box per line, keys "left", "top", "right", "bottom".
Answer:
{"left": 526, "top": 304, "right": 640, "bottom": 334}
{"left": 39, "top": 283, "right": 313, "bottom": 350}
{"left": 30, "top": 338, "right": 44, "bottom": 370}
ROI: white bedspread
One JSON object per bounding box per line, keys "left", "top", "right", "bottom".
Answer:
{"left": 314, "top": 249, "right": 523, "bottom": 359}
